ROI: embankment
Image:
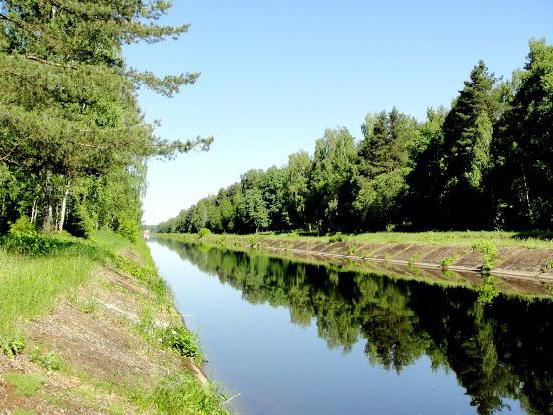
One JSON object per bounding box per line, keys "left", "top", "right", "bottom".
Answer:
{"left": 0, "top": 232, "right": 228, "bottom": 415}
{"left": 155, "top": 233, "right": 553, "bottom": 298}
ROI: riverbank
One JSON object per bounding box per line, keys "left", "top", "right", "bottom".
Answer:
{"left": 155, "top": 232, "right": 553, "bottom": 298}
{"left": 0, "top": 231, "right": 228, "bottom": 414}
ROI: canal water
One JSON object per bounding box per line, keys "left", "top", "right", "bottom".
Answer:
{"left": 148, "top": 237, "right": 553, "bottom": 415}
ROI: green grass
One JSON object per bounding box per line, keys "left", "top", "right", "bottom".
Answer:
{"left": 158, "top": 230, "right": 553, "bottom": 249}
{"left": 0, "top": 229, "right": 230, "bottom": 414}
{"left": 0, "top": 231, "right": 136, "bottom": 343}
{"left": 4, "top": 373, "right": 45, "bottom": 397}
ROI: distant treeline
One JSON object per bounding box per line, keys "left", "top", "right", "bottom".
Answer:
{"left": 157, "top": 40, "right": 553, "bottom": 234}
{"left": 0, "top": 1, "right": 205, "bottom": 239}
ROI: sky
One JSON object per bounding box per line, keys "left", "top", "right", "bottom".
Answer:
{"left": 123, "top": 0, "right": 553, "bottom": 225}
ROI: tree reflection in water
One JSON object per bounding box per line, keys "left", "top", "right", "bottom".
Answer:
{"left": 157, "top": 238, "right": 553, "bottom": 415}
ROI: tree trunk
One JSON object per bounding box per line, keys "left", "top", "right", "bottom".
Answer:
{"left": 30, "top": 198, "right": 37, "bottom": 224}
{"left": 57, "top": 179, "right": 71, "bottom": 231}
{"left": 42, "top": 170, "right": 53, "bottom": 232}
{"left": 521, "top": 165, "right": 533, "bottom": 225}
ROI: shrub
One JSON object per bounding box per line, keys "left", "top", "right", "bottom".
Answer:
{"left": 160, "top": 326, "right": 201, "bottom": 359}
{"left": 472, "top": 241, "right": 498, "bottom": 273}
{"left": 116, "top": 217, "right": 141, "bottom": 242}
{"left": 9, "top": 216, "right": 36, "bottom": 236}
{"left": 328, "top": 233, "right": 344, "bottom": 243}
{"left": 66, "top": 204, "right": 95, "bottom": 238}
{"left": 0, "top": 233, "right": 74, "bottom": 256}
{"left": 152, "top": 374, "right": 228, "bottom": 415}
{"left": 1, "top": 336, "right": 26, "bottom": 358}
{"left": 197, "top": 228, "right": 212, "bottom": 239}
{"left": 30, "top": 350, "right": 65, "bottom": 371}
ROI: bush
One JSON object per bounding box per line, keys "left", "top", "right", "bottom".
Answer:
{"left": 1, "top": 336, "right": 26, "bottom": 358}
{"left": 328, "top": 233, "right": 344, "bottom": 243}
{"left": 0, "top": 233, "right": 74, "bottom": 256}
{"left": 30, "top": 350, "right": 65, "bottom": 371}
{"left": 116, "top": 217, "right": 141, "bottom": 242}
{"left": 9, "top": 216, "right": 36, "bottom": 236}
{"left": 197, "top": 228, "right": 212, "bottom": 239}
{"left": 160, "top": 326, "right": 201, "bottom": 359}
{"left": 472, "top": 241, "right": 499, "bottom": 273}
{"left": 66, "top": 204, "right": 95, "bottom": 238}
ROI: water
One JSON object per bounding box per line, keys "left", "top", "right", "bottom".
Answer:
{"left": 148, "top": 238, "right": 553, "bottom": 415}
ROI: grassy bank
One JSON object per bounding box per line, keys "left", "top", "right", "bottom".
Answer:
{"left": 166, "top": 230, "right": 553, "bottom": 249}
{"left": 155, "top": 231, "right": 553, "bottom": 299}
{"left": 154, "top": 230, "right": 553, "bottom": 250}
{"left": 0, "top": 231, "right": 229, "bottom": 414}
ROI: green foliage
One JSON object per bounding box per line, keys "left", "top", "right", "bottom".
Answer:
{"left": 472, "top": 241, "right": 499, "bottom": 273}
{"left": 0, "top": 335, "right": 26, "bottom": 358}
{"left": 152, "top": 374, "right": 228, "bottom": 415}
{"left": 116, "top": 216, "right": 141, "bottom": 243}
{"left": 328, "top": 233, "right": 344, "bottom": 243}
{"left": 0, "top": 0, "right": 207, "bottom": 237}
{"left": 30, "top": 350, "right": 65, "bottom": 371}
{"left": 477, "top": 275, "right": 500, "bottom": 304}
{"left": 9, "top": 216, "right": 36, "bottom": 235}
{"left": 160, "top": 326, "right": 201, "bottom": 359}
{"left": 0, "top": 233, "right": 74, "bottom": 256}
{"left": 156, "top": 41, "right": 553, "bottom": 235}
{"left": 198, "top": 228, "right": 212, "bottom": 238}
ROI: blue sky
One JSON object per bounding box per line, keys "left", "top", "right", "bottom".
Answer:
{"left": 124, "top": 0, "right": 553, "bottom": 225}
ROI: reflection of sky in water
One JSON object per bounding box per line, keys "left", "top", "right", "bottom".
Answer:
{"left": 148, "top": 240, "right": 529, "bottom": 415}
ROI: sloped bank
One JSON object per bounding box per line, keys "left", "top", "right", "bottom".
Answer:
{"left": 0, "top": 232, "right": 228, "bottom": 415}
{"left": 154, "top": 233, "right": 553, "bottom": 298}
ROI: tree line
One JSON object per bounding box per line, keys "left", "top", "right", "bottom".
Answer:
{"left": 0, "top": 0, "right": 206, "bottom": 239}
{"left": 157, "top": 40, "right": 552, "bottom": 234}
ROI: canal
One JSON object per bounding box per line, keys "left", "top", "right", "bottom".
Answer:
{"left": 148, "top": 237, "right": 553, "bottom": 415}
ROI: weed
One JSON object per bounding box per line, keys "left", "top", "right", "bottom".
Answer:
{"left": 30, "top": 350, "right": 65, "bottom": 371}
{"left": 5, "top": 373, "right": 45, "bottom": 397}
{"left": 441, "top": 255, "right": 455, "bottom": 268}
{"left": 152, "top": 374, "right": 228, "bottom": 415}
{"left": 472, "top": 241, "right": 498, "bottom": 273}
{"left": 346, "top": 244, "right": 357, "bottom": 255}
{"left": 160, "top": 326, "right": 201, "bottom": 360}
{"left": 1, "top": 336, "right": 26, "bottom": 358}
{"left": 328, "top": 233, "right": 344, "bottom": 243}
{"left": 13, "top": 410, "right": 37, "bottom": 415}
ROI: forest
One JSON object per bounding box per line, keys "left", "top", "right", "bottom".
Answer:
{"left": 0, "top": 0, "right": 209, "bottom": 239}
{"left": 156, "top": 40, "right": 553, "bottom": 235}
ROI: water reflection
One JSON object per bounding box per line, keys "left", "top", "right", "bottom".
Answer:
{"left": 155, "top": 238, "right": 553, "bottom": 415}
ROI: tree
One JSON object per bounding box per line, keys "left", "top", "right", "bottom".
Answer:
{"left": 441, "top": 61, "right": 498, "bottom": 228}
{"left": 0, "top": 0, "right": 210, "bottom": 234}
{"left": 284, "top": 151, "right": 311, "bottom": 229}
{"left": 354, "top": 108, "right": 420, "bottom": 230}
{"left": 307, "top": 128, "right": 359, "bottom": 232}
{"left": 492, "top": 39, "right": 553, "bottom": 229}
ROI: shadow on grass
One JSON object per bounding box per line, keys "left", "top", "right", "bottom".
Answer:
{"left": 513, "top": 230, "right": 553, "bottom": 241}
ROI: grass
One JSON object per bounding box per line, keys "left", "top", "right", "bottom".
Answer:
{"left": 0, "top": 229, "right": 229, "bottom": 414}
{"left": 4, "top": 373, "right": 45, "bottom": 397}
{"left": 163, "top": 230, "right": 553, "bottom": 249}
